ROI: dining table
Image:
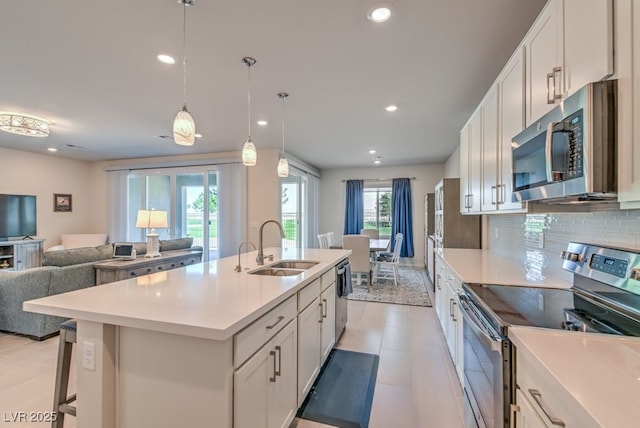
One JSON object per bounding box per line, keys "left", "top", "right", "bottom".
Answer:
{"left": 330, "top": 238, "right": 390, "bottom": 252}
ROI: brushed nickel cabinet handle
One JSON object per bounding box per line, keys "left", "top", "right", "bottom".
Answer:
{"left": 491, "top": 185, "right": 497, "bottom": 205}
{"left": 452, "top": 301, "right": 457, "bottom": 322}
{"left": 546, "top": 71, "right": 555, "bottom": 104}
{"left": 269, "top": 350, "right": 277, "bottom": 383}
{"left": 528, "top": 389, "right": 565, "bottom": 426}
{"left": 266, "top": 315, "right": 284, "bottom": 330}
{"left": 319, "top": 302, "right": 324, "bottom": 323}
{"left": 552, "top": 66, "right": 562, "bottom": 100}
{"left": 275, "top": 345, "right": 282, "bottom": 377}
{"left": 322, "top": 299, "right": 328, "bottom": 318}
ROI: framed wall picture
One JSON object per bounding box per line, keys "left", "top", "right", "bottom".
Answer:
{"left": 54, "top": 193, "right": 72, "bottom": 212}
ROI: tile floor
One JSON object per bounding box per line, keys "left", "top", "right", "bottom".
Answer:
{"left": 0, "top": 295, "right": 463, "bottom": 428}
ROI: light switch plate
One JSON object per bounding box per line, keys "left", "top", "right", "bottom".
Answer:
{"left": 82, "top": 341, "right": 96, "bottom": 371}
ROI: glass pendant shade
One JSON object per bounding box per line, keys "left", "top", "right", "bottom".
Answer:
{"left": 173, "top": 105, "right": 196, "bottom": 146}
{"left": 242, "top": 138, "right": 257, "bottom": 166}
{"left": 277, "top": 154, "right": 289, "bottom": 177}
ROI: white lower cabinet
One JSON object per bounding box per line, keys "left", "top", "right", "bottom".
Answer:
{"left": 234, "top": 320, "right": 298, "bottom": 428}
{"left": 435, "top": 254, "right": 464, "bottom": 384}
{"left": 514, "top": 345, "right": 599, "bottom": 428}
{"left": 297, "top": 270, "right": 337, "bottom": 405}
{"left": 297, "top": 293, "right": 321, "bottom": 404}
{"left": 320, "top": 282, "right": 336, "bottom": 363}
{"left": 513, "top": 388, "right": 547, "bottom": 428}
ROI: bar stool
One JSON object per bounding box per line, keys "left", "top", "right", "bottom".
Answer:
{"left": 52, "top": 319, "right": 77, "bottom": 428}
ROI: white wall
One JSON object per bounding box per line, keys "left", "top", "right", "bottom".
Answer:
{"left": 0, "top": 147, "right": 100, "bottom": 249}
{"left": 444, "top": 145, "right": 460, "bottom": 178}
{"left": 319, "top": 163, "right": 445, "bottom": 266}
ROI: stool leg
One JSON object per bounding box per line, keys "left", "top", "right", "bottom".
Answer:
{"left": 52, "top": 330, "right": 73, "bottom": 428}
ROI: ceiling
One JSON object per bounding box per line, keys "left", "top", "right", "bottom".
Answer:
{"left": 0, "top": 0, "right": 547, "bottom": 170}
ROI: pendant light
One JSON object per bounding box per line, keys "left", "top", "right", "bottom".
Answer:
{"left": 173, "top": 0, "right": 196, "bottom": 146}
{"left": 277, "top": 92, "right": 290, "bottom": 177}
{"left": 242, "top": 57, "right": 257, "bottom": 166}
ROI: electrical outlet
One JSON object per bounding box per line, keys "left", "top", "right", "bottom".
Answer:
{"left": 82, "top": 341, "right": 96, "bottom": 371}
{"left": 538, "top": 233, "right": 545, "bottom": 249}
{"left": 538, "top": 294, "right": 544, "bottom": 311}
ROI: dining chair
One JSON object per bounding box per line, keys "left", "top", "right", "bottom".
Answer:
{"left": 360, "top": 228, "right": 379, "bottom": 239}
{"left": 318, "top": 233, "right": 330, "bottom": 249}
{"left": 372, "top": 233, "right": 403, "bottom": 286}
{"left": 342, "top": 234, "right": 371, "bottom": 290}
{"left": 326, "top": 232, "right": 335, "bottom": 247}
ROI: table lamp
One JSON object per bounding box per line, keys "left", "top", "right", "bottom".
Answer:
{"left": 136, "top": 209, "right": 168, "bottom": 258}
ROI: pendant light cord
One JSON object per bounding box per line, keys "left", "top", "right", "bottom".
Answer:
{"left": 182, "top": 2, "right": 187, "bottom": 106}
{"left": 278, "top": 92, "right": 289, "bottom": 155}
{"left": 247, "top": 65, "right": 252, "bottom": 138}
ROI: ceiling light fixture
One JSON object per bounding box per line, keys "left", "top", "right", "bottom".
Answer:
{"left": 385, "top": 104, "right": 398, "bottom": 112}
{"left": 257, "top": 120, "right": 268, "bottom": 126}
{"left": 277, "top": 92, "right": 290, "bottom": 178}
{"left": 367, "top": 3, "right": 393, "bottom": 23}
{"left": 242, "top": 56, "right": 258, "bottom": 166}
{"left": 369, "top": 149, "right": 377, "bottom": 154}
{"left": 47, "top": 147, "right": 57, "bottom": 152}
{"left": 157, "top": 54, "right": 176, "bottom": 64}
{"left": 0, "top": 113, "right": 50, "bottom": 137}
{"left": 173, "top": 0, "right": 196, "bottom": 147}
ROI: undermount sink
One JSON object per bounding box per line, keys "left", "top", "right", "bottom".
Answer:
{"left": 270, "top": 260, "right": 319, "bottom": 270}
{"left": 249, "top": 268, "right": 305, "bottom": 277}
{"left": 248, "top": 260, "right": 319, "bottom": 277}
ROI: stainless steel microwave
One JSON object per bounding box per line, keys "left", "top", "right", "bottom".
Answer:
{"left": 511, "top": 80, "right": 617, "bottom": 203}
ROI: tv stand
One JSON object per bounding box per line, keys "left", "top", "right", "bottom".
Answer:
{"left": 0, "top": 240, "right": 44, "bottom": 270}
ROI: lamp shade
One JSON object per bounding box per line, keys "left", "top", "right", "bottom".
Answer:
{"left": 277, "top": 155, "right": 289, "bottom": 177}
{"left": 136, "top": 210, "right": 168, "bottom": 229}
{"left": 242, "top": 138, "right": 257, "bottom": 166}
{"left": 173, "top": 106, "right": 196, "bottom": 146}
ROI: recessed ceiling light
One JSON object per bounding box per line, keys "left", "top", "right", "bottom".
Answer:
{"left": 374, "top": 160, "right": 381, "bottom": 164}
{"left": 47, "top": 147, "right": 57, "bottom": 152}
{"left": 257, "top": 120, "right": 268, "bottom": 126}
{"left": 369, "top": 149, "right": 376, "bottom": 154}
{"left": 195, "top": 133, "right": 202, "bottom": 138}
{"left": 157, "top": 54, "right": 176, "bottom": 64}
{"left": 367, "top": 3, "right": 393, "bottom": 23}
{"left": 385, "top": 105, "right": 398, "bottom": 112}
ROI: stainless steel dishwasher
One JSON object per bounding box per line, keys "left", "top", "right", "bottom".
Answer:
{"left": 335, "top": 259, "right": 351, "bottom": 340}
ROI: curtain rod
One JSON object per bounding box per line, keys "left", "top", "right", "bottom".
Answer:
{"left": 341, "top": 177, "right": 416, "bottom": 182}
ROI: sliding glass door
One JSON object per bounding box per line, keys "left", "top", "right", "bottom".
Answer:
{"left": 281, "top": 173, "right": 307, "bottom": 249}
{"left": 128, "top": 167, "right": 218, "bottom": 261}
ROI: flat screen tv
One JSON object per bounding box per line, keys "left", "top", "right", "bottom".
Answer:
{"left": 0, "top": 194, "right": 37, "bottom": 240}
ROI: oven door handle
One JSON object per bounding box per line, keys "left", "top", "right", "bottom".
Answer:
{"left": 457, "top": 293, "right": 503, "bottom": 352}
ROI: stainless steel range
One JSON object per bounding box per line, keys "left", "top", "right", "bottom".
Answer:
{"left": 457, "top": 242, "right": 640, "bottom": 428}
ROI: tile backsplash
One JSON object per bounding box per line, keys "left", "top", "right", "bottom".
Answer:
{"left": 488, "top": 209, "right": 640, "bottom": 283}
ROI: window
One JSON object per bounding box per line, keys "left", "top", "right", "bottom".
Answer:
{"left": 363, "top": 186, "right": 392, "bottom": 238}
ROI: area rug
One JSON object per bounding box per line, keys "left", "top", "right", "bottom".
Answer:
{"left": 347, "top": 266, "right": 432, "bottom": 307}
{"left": 297, "top": 349, "right": 379, "bottom": 428}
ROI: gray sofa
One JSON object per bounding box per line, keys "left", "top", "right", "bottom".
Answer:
{"left": 0, "top": 238, "right": 201, "bottom": 340}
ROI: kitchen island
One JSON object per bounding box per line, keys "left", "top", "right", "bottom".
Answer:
{"left": 24, "top": 247, "right": 351, "bottom": 428}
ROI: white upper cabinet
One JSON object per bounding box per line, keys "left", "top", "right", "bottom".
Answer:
{"left": 563, "top": 0, "right": 614, "bottom": 95}
{"left": 480, "top": 84, "right": 499, "bottom": 212}
{"left": 524, "top": 0, "right": 613, "bottom": 127}
{"left": 460, "top": 108, "right": 482, "bottom": 214}
{"left": 524, "top": 0, "right": 563, "bottom": 126}
{"left": 617, "top": 0, "right": 640, "bottom": 208}
{"left": 497, "top": 48, "right": 527, "bottom": 211}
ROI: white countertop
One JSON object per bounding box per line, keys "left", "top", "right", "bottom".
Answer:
{"left": 509, "top": 326, "right": 640, "bottom": 428}
{"left": 24, "top": 247, "right": 350, "bottom": 341}
{"left": 439, "top": 248, "right": 572, "bottom": 288}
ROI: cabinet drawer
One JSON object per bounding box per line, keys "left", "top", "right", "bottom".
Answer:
{"left": 516, "top": 347, "right": 599, "bottom": 428}
{"left": 321, "top": 269, "right": 335, "bottom": 291}
{"left": 298, "top": 278, "right": 321, "bottom": 311}
{"left": 125, "top": 265, "right": 158, "bottom": 278}
{"left": 234, "top": 295, "right": 296, "bottom": 367}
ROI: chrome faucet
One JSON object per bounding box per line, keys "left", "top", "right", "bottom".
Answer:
{"left": 235, "top": 241, "right": 257, "bottom": 272}
{"left": 257, "top": 220, "right": 286, "bottom": 265}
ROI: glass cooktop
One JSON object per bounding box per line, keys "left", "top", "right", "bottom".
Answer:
{"left": 463, "top": 283, "right": 640, "bottom": 337}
